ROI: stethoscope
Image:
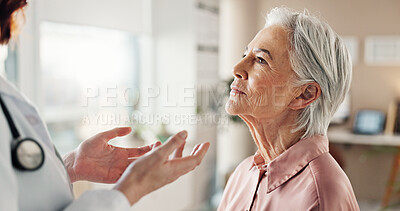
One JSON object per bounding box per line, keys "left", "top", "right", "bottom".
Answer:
{"left": 0, "top": 94, "right": 45, "bottom": 171}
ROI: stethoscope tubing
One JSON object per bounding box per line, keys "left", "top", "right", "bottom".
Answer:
{"left": 0, "top": 93, "right": 45, "bottom": 171}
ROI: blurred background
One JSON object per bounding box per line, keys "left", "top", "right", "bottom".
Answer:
{"left": 1, "top": 0, "right": 400, "bottom": 210}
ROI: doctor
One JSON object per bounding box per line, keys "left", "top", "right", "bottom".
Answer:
{"left": 0, "top": 0, "right": 210, "bottom": 210}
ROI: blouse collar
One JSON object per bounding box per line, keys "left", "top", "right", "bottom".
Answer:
{"left": 251, "top": 135, "right": 329, "bottom": 193}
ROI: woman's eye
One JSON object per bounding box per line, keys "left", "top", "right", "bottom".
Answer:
{"left": 257, "top": 57, "right": 267, "bottom": 65}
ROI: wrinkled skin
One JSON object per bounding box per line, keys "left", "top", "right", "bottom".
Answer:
{"left": 226, "top": 25, "right": 320, "bottom": 163}
{"left": 226, "top": 25, "right": 297, "bottom": 118}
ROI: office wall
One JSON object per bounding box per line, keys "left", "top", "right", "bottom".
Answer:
{"left": 219, "top": 0, "right": 259, "bottom": 79}
{"left": 37, "top": 0, "right": 148, "bottom": 34}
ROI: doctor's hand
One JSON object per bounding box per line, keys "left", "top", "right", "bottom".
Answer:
{"left": 113, "top": 130, "right": 210, "bottom": 205}
{"left": 63, "top": 127, "right": 156, "bottom": 183}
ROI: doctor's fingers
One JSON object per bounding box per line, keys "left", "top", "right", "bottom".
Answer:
{"left": 124, "top": 141, "right": 161, "bottom": 158}
{"left": 152, "top": 130, "right": 188, "bottom": 159}
{"left": 168, "top": 142, "right": 210, "bottom": 175}
{"left": 190, "top": 143, "right": 201, "bottom": 155}
{"left": 124, "top": 142, "right": 158, "bottom": 158}
{"left": 98, "top": 127, "right": 132, "bottom": 141}
{"left": 172, "top": 141, "right": 186, "bottom": 158}
{"left": 152, "top": 141, "right": 162, "bottom": 149}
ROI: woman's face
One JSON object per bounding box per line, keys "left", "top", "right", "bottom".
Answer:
{"left": 225, "top": 25, "right": 298, "bottom": 119}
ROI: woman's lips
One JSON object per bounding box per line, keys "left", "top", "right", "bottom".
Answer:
{"left": 230, "top": 86, "right": 246, "bottom": 96}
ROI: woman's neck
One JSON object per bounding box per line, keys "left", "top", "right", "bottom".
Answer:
{"left": 239, "top": 111, "right": 302, "bottom": 164}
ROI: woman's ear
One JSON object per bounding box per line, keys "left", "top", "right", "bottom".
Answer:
{"left": 288, "top": 82, "right": 321, "bottom": 110}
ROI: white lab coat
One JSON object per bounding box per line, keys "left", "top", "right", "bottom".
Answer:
{"left": 0, "top": 76, "right": 131, "bottom": 211}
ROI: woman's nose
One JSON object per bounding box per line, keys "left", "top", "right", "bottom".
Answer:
{"left": 232, "top": 60, "right": 248, "bottom": 80}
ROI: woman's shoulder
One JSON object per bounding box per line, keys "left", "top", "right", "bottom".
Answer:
{"left": 234, "top": 156, "right": 256, "bottom": 173}
{"left": 239, "top": 155, "right": 255, "bottom": 167}
{"left": 308, "top": 153, "right": 359, "bottom": 211}
{"left": 226, "top": 156, "right": 256, "bottom": 182}
{"left": 308, "top": 152, "right": 350, "bottom": 185}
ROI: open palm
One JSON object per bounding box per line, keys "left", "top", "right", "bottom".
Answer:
{"left": 64, "top": 127, "right": 155, "bottom": 183}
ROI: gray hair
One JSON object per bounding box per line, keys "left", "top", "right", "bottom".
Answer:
{"left": 265, "top": 7, "right": 352, "bottom": 138}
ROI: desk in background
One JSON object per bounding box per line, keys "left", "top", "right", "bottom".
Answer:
{"left": 328, "top": 127, "right": 400, "bottom": 208}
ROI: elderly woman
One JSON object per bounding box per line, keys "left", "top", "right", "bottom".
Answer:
{"left": 218, "top": 7, "right": 359, "bottom": 211}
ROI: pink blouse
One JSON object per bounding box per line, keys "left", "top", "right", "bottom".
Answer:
{"left": 218, "top": 135, "right": 359, "bottom": 211}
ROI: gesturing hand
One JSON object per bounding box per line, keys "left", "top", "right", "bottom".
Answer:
{"left": 63, "top": 127, "right": 156, "bottom": 183}
{"left": 113, "top": 130, "right": 210, "bottom": 205}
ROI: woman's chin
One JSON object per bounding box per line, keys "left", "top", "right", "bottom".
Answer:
{"left": 225, "top": 100, "right": 243, "bottom": 115}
